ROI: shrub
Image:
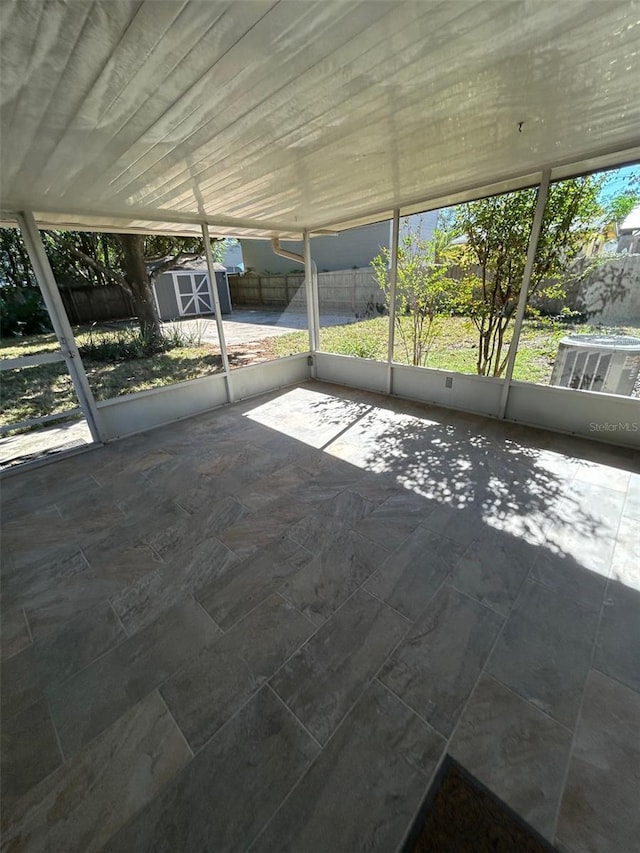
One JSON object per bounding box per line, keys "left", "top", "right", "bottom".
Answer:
{"left": 0, "top": 286, "right": 52, "bottom": 337}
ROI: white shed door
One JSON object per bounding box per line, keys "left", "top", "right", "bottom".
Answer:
{"left": 173, "top": 273, "right": 213, "bottom": 316}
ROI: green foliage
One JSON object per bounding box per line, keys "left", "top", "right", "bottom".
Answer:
{"left": 78, "top": 326, "right": 169, "bottom": 361}
{"left": 452, "top": 176, "right": 603, "bottom": 376}
{"left": 77, "top": 321, "right": 204, "bottom": 362}
{"left": 1, "top": 225, "right": 225, "bottom": 341}
{"left": 0, "top": 285, "right": 52, "bottom": 337}
{"left": 604, "top": 192, "right": 639, "bottom": 226}
{"left": 372, "top": 223, "right": 457, "bottom": 366}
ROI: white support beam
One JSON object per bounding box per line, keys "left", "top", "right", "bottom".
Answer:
{"left": 498, "top": 169, "right": 552, "bottom": 418}
{"left": 304, "top": 232, "right": 320, "bottom": 374}
{"left": 16, "top": 211, "right": 104, "bottom": 443}
{"left": 201, "top": 223, "right": 232, "bottom": 403}
{"left": 387, "top": 208, "right": 400, "bottom": 394}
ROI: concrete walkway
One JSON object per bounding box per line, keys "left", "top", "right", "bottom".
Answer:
{"left": 163, "top": 309, "right": 355, "bottom": 346}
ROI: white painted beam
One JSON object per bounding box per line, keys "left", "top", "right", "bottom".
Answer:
{"left": 201, "top": 223, "right": 232, "bottom": 403}
{"left": 387, "top": 208, "right": 400, "bottom": 394}
{"left": 498, "top": 169, "right": 551, "bottom": 418}
{"left": 16, "top": 211, "right": 104, "bottom": 443}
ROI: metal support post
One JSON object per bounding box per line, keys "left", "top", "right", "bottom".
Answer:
{"left": 201, "top": 223, "right": 233, "bottom": 403}
{"left": 16, "top": 211, "right": 104, "bottom": 443}
{"left": 304, "top": 232, "right": 320, "bottom": 377}
{"left": 498, "top": 170, "right": 551, "bottom": 419}
{"left": 387, "top": 208, "right": 400, "bottom": 394}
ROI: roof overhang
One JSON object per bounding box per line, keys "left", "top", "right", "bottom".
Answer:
{"left": 1, "top": 1, "right": 639, "bottom": 239}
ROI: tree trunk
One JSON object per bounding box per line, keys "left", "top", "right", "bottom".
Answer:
{"left": 117, "top": 234, "right": 162, "bottom": 341}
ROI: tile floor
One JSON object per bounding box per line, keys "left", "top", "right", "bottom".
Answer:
{"left": 1, "top": 380, "right": 639, "bottom": 853}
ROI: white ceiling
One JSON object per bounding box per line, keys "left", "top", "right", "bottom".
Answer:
{"left": 1, "top": 0, "right": 639, "bottom": 238}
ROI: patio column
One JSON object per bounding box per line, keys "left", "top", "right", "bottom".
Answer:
{"left": 387, "top": 208, "right": 400, "bottom": 394}
{"left": 201, "top": 223, "right": 232, "bottom": 403}
{"left": 304, "top": 231, "right": 320, "bottom": 375}
{"left": 498, "top": 169, "right": 551, "bottom": 418}
{"left": 16, "top": 210, "right": 105, "bottom": 443}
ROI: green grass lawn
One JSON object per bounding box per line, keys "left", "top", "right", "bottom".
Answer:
{"left": 1, "top": 325, "right": 224, "bottom": 431}
{"left": 2, "top": 316, "right": 636, "bottom": 432}
{"left": 271, "top": 315, "right": 637, "bottom": 384}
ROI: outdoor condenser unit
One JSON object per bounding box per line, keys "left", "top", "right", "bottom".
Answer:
{"left": 550, "top": 334, "right": 640, "bottom": 395}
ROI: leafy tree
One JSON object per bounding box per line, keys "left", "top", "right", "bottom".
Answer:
{"left": 373, "top": 223, "right": 457, "bottom": 366}
{"left": 0, "top": 229, "right": 51, "bottom": 336}
{"left": 605, "top": 193, "right": 638, "bottom": 225}
{"left": 1, "top": 227, "right": 224, "bottom": 342}
{"left": 48, "top": 232, "right": 217, "bottom": 342}
{"left": 452, "top": 177, "right": 603, "bottom": 376}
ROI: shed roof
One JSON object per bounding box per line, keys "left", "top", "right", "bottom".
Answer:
{"left": 1, "top": 1, "right": 639, "bottom": 239}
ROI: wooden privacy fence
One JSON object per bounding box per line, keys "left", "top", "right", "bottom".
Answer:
{"left": 60, "top": 284, "right": 135, "bottom": 324}
{"left": 229, "top": 269, "right": 385, "bottom": 316}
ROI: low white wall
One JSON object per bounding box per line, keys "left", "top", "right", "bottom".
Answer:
{"left": 96, "top": 354, "right": 311, "bottom": 440}
{"left": 96, "top": 372, "right": 229, "bottom": 441}
{"left": 506, "top": 380, "right": 640, "bottom": 449}
{"left": 391, "top": 363, "right": 504, "bottom": 417}
{"left": 314, "top": 352, "right": 640, "bottom": 448}
{"left": 314, "top": 352, "right": 387, "bottom": 392}
{"left": 229, "top": 353, "right": 310, "bottom": 401}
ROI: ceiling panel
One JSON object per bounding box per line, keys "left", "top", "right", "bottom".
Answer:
{"left": 1, "top": 0, "right": 638, "bottom": 237}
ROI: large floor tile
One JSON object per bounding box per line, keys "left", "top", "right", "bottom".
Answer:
{"left": 271, "top": 588, "right": 408, "bottom": 743}
{"left": 287, "top": 489, "right": 375, "bottom": 550}
{"left": 354, "top": 489, "right": 436, "bottom": 551}
{"left": 2, "top": 548, "right": 88, "bottom": 613}
{"left": 609, "top": 512, "right": 640, "bottom": 591}
{"left": 219, "top": 503, "right": 310, "bottom": 559}
{"left": 280, "top": 530, "right": 388, "bottom": 625}
{"left": 111, "top": 531, "right": 238, "bottom": 634}
{"left": 450, "top": 675, "right": 573, "bottom": 841}
{"left": 23, "top": 566, "right": 141, "bottom": 640}
{"left": 556, "top": 670, "right": 640, "bottom": 853}
{"left": 487, "top": 580, "right": 599, "bottom": 728}
{"left": 0, "top": 608, "right": 31, "bottom": 661}
{"left": 1, "top": 601, "right": 124, "bottom": 724}
{"left": 380, "top": 585, "right": 502, "bottom": 736}
{"left": 197, "top": 537, "right": 313, "bottom": 630}
{"left": 31, "top": 600, "right": 125, "bottom": 687}
{"left": 1, "top": 698, "right": 62, "bottom": 800}
{"left": 0, "top": 692, "right": 191, "bottom": 853}
{"left": 252, "top": 680, "right": 445, "bottom": 853}
{"left": 161, "top": 595, "right": 314, "bottom": 751}
{"left": 101, "top": 686, "right": 319, "bottom": 853}
{"left": 48, "top": 599, "right": 219, "bottom": 757}
{"left": 421, "top": 502, "right": 487, "bottom": 549}
{"left": 364, "top": 525, "right": 465, "bottom": 621}
{"left": 449, "top": 527, "right": 535, "bottom": 616}
{"left": 593, "top": 580, "right": 640, "bottom": 692}
{"left": 574, "top": 460, "right": 631, "bottom": 493}
{"left": 1, "top": 381, "right": 636, "bottom": 853}
{"left": 529, "top": 548, "right": 608, "bottom": 613}
{"left": 544, "top": 481, "right": 625, "bottom": 576}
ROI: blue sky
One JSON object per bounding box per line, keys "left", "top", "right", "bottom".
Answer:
{"left": 598, "top": 163, "right": 639, "bottom": 202}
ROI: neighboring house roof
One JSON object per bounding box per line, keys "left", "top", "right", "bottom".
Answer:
{"left": 620, "top": 205, "right": 640, "bottom": 232}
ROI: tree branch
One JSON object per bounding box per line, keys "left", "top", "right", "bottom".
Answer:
{"left": 148, "top": 252, "right": 202, "bottom": 278}
{"left": 63, "top": 243, "right": 132, "bottom": 295}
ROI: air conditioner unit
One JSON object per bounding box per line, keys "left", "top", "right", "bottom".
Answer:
{"left": 550, "top": 334, "right": 640, "bottom": 396}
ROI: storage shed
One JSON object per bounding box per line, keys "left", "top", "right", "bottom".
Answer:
{"left": 153, "top": 263, "right": 232, "bottom": 321}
